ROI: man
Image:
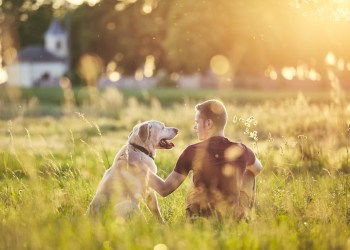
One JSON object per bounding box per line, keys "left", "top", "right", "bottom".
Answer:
{"left": 147, "top": 99, "right": 263, "bottom": 219}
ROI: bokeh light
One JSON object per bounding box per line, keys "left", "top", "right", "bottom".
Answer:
{"left": 308, "top": 69, "right": 321, "bottom": 81}
{"left": 142, "top": 3, "right": 152, "bottom": 14}
{"left": 325, "top": 52, "right": 336, "bottom": 66}
{"left": 265, "top": 65, "right": 278, "bottom": 80}
{"left": 66, "top": 0, "right": 84, "bottom": 5}
{"left": 108, "top": 72, "right": 121, "bottom": 82}
{"left": 78, "top": 54, "right": 103, "bottom": 86}
{"left": 0, "top": 68, "right": 8, "bottom": 84}
{"left": 135, "top": 68, "right": 143, "bottom": 81}
{"left": 144, "top": 55, "right": 155, "bottom": 78}
{"left": 154, "top": 243, "right": 168, "bottom": 250}
{"left": 281, "top": 67, "right": 296, "bottom": 80}
{"left": 224, "top": 146, "right": 243, "bottom": 161}
{"left": 170, "top": 72, "right": 179, "bottom": 81}
{"left": 210, "top": 55, "right": 230, "bottom": 76}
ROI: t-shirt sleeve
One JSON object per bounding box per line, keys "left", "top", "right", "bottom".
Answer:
{"left": 173, "top": 147, "right": 192, "bottom": 176}
{"left": 242, "top": 144, "right": 256, "bottom": 166}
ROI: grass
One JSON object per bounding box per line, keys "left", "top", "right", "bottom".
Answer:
{"left": 0, "top": 85, "right": 349, "bottom": 249}
{"left": 2, "top": 84, "right": 348, "bottom": 106}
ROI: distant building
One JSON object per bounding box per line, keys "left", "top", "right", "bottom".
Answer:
{"left": 7, "top": 19, "right": 68, "bottom": 87}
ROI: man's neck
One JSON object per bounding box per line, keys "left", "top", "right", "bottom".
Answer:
{"left": 209, "top": 130, "right": 225, "bottom": 138}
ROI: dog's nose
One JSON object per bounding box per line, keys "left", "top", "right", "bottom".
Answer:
{"left": 173, "top": 128, "right": 179, "bottom": 134}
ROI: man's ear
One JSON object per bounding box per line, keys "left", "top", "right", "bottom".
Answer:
{"left": 138, "top": 123, "right": 149, "bottom": 142}
{"left": 206, "top": 119, "right": 214, "bottom": 129}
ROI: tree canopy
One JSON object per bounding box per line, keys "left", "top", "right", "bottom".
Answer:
{"left": 2, "top": 0, "right": 350, "bottom": 85}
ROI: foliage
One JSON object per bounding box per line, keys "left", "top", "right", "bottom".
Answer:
{"left": 1, "top": 0, "right": 54, "bottom": 49}
{"left": 4, "top": 0, "right": 350, "bottom": 86}
{"left": 17, "top": 4, "right": 54, "bottom": 47}
{"left": 68, "top": 0, "right": 350, "bottom": 79}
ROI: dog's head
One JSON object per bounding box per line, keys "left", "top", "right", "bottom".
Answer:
{"left": 128, "top": 120, "right": 178, "bottom": 157}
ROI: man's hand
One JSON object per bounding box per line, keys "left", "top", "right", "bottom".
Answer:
{"left": 146, "top": 170, "right": 187, "bottom": 197}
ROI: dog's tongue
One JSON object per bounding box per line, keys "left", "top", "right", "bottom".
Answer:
{"left": 159, "top": 139, "right": 175, "bottom": 149}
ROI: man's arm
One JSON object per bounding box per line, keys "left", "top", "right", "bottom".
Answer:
{"left": 246, "top": 158, "right": 263, "bottom": 177}
{"left": 146, "top": 170, "right": 187, "bottom": 197}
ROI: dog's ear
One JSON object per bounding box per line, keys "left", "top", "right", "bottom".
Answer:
{"left": 138, "top": 123, "right": 149, "bottom": 142}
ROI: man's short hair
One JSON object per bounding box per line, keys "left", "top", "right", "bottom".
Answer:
{"left": 195, "top": 99, "right": 227, "bottom": 129}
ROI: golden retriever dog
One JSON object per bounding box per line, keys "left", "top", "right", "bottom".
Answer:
{"left": 87, "top": 120, "right": 178, "bottom": 221}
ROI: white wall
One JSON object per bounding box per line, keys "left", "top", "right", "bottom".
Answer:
{"left": 7, "top": 62, "right": 67, "bottom": 87}
{"left": 7, "top": 63, "right": 32, "bottom": 87}
{"left": 45, "top": 34, "right": 68, "bottom": 58}
{"left": 7, "top": 64, "right": 21, "bottom": 86}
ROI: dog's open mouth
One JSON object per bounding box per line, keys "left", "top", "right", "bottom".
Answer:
{"left": 159, "top": 139, "right": 175, "bottom": 149}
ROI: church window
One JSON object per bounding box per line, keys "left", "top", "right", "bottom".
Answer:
{"left": 56, "top": 41, "right": 62, "bottom": 49}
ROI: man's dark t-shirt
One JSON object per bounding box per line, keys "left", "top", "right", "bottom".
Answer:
{"left": 174, "top": 136, "right": 256, "bottom": 213}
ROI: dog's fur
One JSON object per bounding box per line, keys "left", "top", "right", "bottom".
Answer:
{"left": 86, "top": 120, "right": 178, "bottom": 221}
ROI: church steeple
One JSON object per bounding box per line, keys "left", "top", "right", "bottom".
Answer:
{"left": 44, "top": 19, "right": 68, "bottom": 58}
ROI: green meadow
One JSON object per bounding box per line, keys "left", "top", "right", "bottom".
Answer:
{"left": 0, "top": 85, "right": 349, "bottom": 249}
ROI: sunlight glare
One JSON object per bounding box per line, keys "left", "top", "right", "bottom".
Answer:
{"left": 154, "top": 244, "right": 168, "bottom": 250}
{"left": 115, "top": 0, "right": 137, "bottom": 10}
{"left": 78, "top": 54, "right": 103, "bottom": 86}
{"left": 270, "top": 70, "right": 278, "bottom": 80}
{"left": 66, "top": 0, "right": 100, "bottom": 6}
{"left": 264, "top": 65, "right": 278, "bottom": 80}
{"left": 87, "top": 0, "right": 99, "bottom": 6}
{"left": 210, "top": 55, "right": 230, "bottom": 76}
{"left": 296, "top": 65, "right": 305, "bottom": 80}
{"left": 66, "top": 0, "right": 84, "bottom": 5}
{"left": 53, "top": 0, "right": 63, "bottom": 9}
{"left": 308, "top": 69, "right": 321, "bottom": 81}
{"left": 337, "top": 58, "right": 345, "bottom": 71}
{"left": 107, "top": 61, "right": 117, "bottom": 72}
{"left": 224, "top": 146, "right": 243, "bottom": 161}
{"left": 327, "top": 69, "right": 336, "bottom": 81}
{"left": 144, "top": 55, "right": 155, "bottom": 78}
{"left": 325, "top": 52, "right": 336, "bottom": 66}
{"left": 346, "top": 105, "right": 350, "bottom": 113}
{"left": 108, "top": 72, "right": 121, "bottom": 82}
{"left": 142, "top": 3, "right": 152, "bottom": 14}
{"left": 290, "top": 0, "right": 350, "bottom": 21}
{"left": 135, "top": 68, "right": 144, "bottom": 81}
{"left": 222, "top": 164, "right": 235, "bottom": 177}
{"left": 115, "top": 3, "right": 126, "bottom": 11}
{"left": 20, "top": 14, "right": 29, "bottom": 22}
{"left": 0, "top": 67, "right": 8, "bottom": 84}
{"left": 281, "top": 67, "right": 296, "bottom": 80}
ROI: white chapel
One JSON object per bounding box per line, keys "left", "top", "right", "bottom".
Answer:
{"left": 7, "top": 19, "right": 68, "bottom": 87}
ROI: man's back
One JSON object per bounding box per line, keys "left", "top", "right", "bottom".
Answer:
{"left": 174, "top": 136, "right": 256, "bottom": 217}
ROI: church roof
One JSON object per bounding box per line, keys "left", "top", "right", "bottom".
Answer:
{"left": 18, "top": 45, "right": 66, "bottom": 62}
{"left": 45, "top": 19, "right": 66, "bottom": 36}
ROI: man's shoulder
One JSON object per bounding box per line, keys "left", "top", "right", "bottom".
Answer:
{"left": 180, "top": 140, "right": 209, "bottom": 157}
{"left": 222, "top": 139, "right": 255, "bottom": 157}
{"left": 224, "top": 138, "right": 248, "bottom": 148}
{"left": 215, "top": 136, "right": 244, "bottom": 148}
{"left": 183, "top": 141, "right": 202, "bottom": 152}
{"left": 182, "top": 137, "right": 251, "bottom": 152}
